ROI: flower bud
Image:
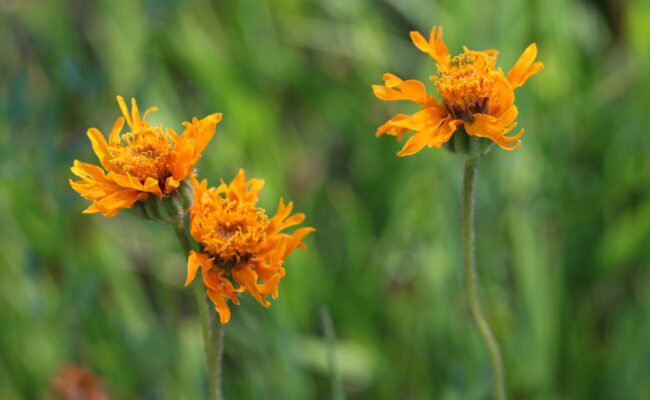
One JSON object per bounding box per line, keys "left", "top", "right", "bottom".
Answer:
{"left": 133, "top": 178, "right": 194, "bottom": 223}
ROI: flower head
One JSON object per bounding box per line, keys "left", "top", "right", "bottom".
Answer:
{"left": 185, "top": 169, "right": 315, "bottom": 323}
{"left": 372, "top": 26, "right": 543, "bottom": 156}
{"left": 69, "top": 96, "right": 221, "bottom": 217}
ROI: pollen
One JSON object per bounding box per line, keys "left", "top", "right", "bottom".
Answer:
{"left": 194, "top": 196, "right": 269, "bottom": 263}
{"left": 433, "top": 50, "right": 499, "bottom": 122}
{"left": 108, "top": 127, "right": 174, "bottom": 183}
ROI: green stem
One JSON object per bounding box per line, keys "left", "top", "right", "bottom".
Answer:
{"left": 173, "top": 220, "right": 225, "bottom": 400}
{"left": 461, "top": 158, "right": 506, "bottom": 400}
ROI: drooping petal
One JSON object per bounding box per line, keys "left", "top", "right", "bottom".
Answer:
{"left": 396, "top": 128, "right": 433, "bottom": 157}
{"left": 428, "top": 118, "right": 463, "bottom": 148}
{"left": 258, "top": 273, "right": 282, "bottom": 299}
{"left": 205, "top": 277, "right": 241, "bottom": 325}
{"left": 507, "top": 43, "right": 544, "bottom": 89}
{"left": 207, "top": 289, "right": 232, "bottom": 324}
{"left": 376, "top": 114, "right": 411, "bottom": 141}
{"left": 186, "top": 250, "right": 212, "bottom": 286}
{"left": 466, "top": 106, "right": 523, "bottom": 150}
{"left": 232, "top": 266, "right": 270, "bottom": 307}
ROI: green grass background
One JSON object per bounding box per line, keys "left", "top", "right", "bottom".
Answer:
{"left": 2, "top": 0, "right": 650, "bottom": 398}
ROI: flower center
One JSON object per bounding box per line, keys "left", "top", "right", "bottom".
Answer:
{"left": 108, "top": 127, "right": 174, "bottom": 183}
{"left": 433, "top": 50, "right": 498, "bottom": 122}
{"left": 197, "top": 199, "right": 269, "bottom": 264}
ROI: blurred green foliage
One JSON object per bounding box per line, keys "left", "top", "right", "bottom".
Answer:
{"left": 2, "top": 0, "right": 650, "bottom": 399}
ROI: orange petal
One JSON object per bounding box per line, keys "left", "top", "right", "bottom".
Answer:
{"left": 108, "top": 172, "right": 163, "bottom": 196}
{"left": 409, "top": 26, "right": 449, "bottom": 64}
{"left": 372, "top": 74, "right": 431, "bottom": 105}
{"left": 82, "top": 189, "right": 142, "bottom": 217}
{"left": 409, "top": 30, "right": 430, "bottom": 54}
{"left": 242, "top": 175, "right": 264, "bottom": 203}
{"left": 87, "top": 128, "right": 112, "bottom": 171}
{"left": 142, "top": 106, "right": 159, "bottom": 121}
{"left": 186, "top": 251, "right": 212, "bottom": 286}
{"left": 283, "top": 226, "right": 316, "bottom": 258}
{"left": 232, "top": 266, "right": 270, "bottom": 307}
{"left": 206, "top": 289, "right": 232, "bottom": 324}
{"left": 167, "top": 128, "right": 180, "bottom": 141}
{"left": 193, "top": 117, "right": 217, "bottom": 157}
{"left": 507, "top": 43, "right": 544, "bottom": 89}
{"left": 69, "top": 161, "right": 123, "bottom": 202}
{"left": 258, "top": 273, "right": 282, "bottom": 299}
{"left": 220, "top": 169, "right": 264, "bottom": 203}
{"left": 490, "top": 73, "right": 515, "bottom": 117}
{"left": 267, "top": 200, "right": 308, "bottom": 234}
{"left": 203, "top": 268, "right": 241, "bottom": 300}
{"left": 108, "top": 117, "right": 125, "bottom": 145}
{"left": 390, "top": 107, "right": 446, "bottom": 132}
{"left": 165, "top": 176, "right": 181, "bottom": 193}
{"left": 396, "top": 128, "right": 433, "bottom": 157}
{"left": 116, "top": 96, "right": 133, "bottom": 128}
{"left": 465, "top": 107, "right": 524, "bottom": 150}
{"left": 428, "top": 119, "right": 462, "bottom": 148}
{"left": 376, "top": 114, "right": 411, "bottom": 140}
{"left": 429, "top": 26, "right": 450, "bottom": 64}
{"left": 171, "top": 135, "right": 195, "bottom": 181}
{"left": 130, "top": 98, "right": 141, "bottom": 128}
{"left": 70, "top": 160, "right": 114, "bottom": 185}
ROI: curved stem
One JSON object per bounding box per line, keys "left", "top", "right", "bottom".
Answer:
{"left": 173, "top": 221, "right": 225, "bottom": 400}
{"left": 461, "top": 158, "right": 506, "bottom": 400}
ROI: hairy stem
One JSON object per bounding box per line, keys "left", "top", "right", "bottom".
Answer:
{"left": 173, "top": 221, "right": 225, "bottom": 400}
{"left": 461, "top": 158, "right": 506, "bottom": 400}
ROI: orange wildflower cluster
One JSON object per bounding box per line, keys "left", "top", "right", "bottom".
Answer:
{"left": 185, "top": 170, "right": 315, "bottom": 323}
{"left": 372, "top": 26, "right": 543, "bottom": 156}
{"left": 69, "top": 96, "right": 221, "bottom": 216}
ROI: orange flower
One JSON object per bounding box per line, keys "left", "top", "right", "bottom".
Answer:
{"left": 372, "top": 26, "right": 543, "bottom": 156}
{"left": 185, "top": 169, "right": 315, "bottom": 323}
{"left": 69, "top": 96, "right": 221, "bottom": 217}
